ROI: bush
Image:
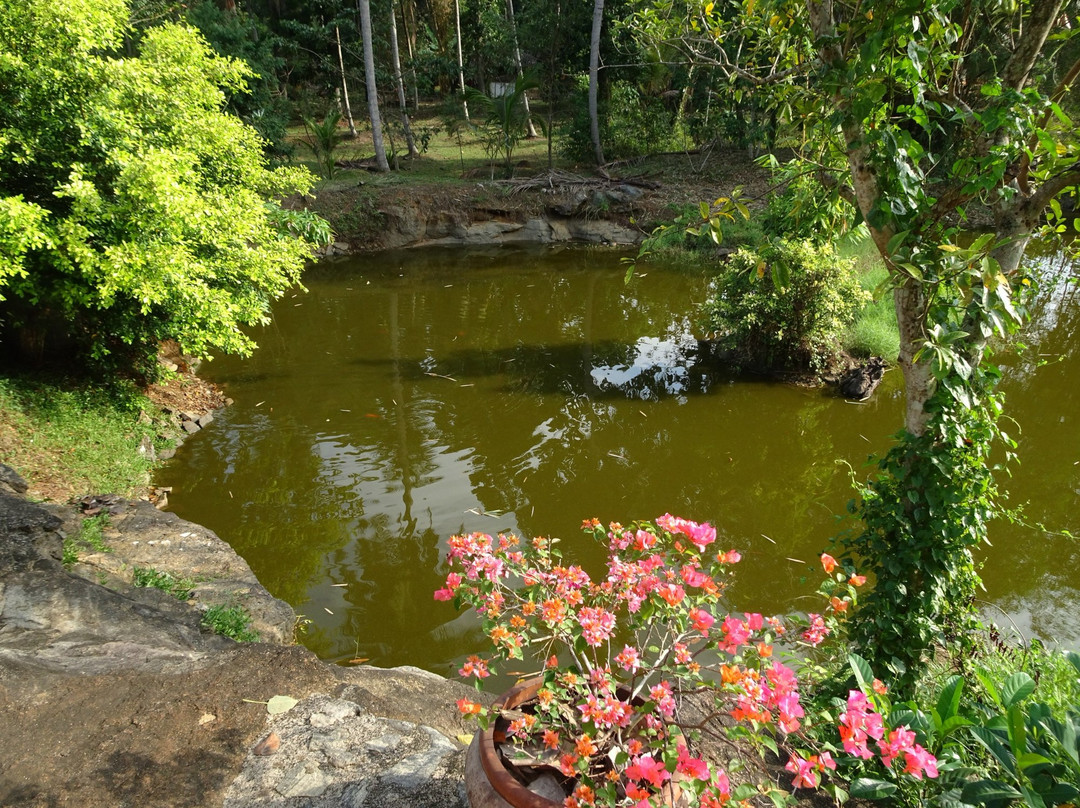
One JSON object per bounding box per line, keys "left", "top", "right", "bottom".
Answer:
{"left": 0, "top": 0, "right": 328, "bottom": 370}
{"left": 703, "top": 238, "right": 869, "bottom": 371}
{"left": 560, "top": 77, "right": 686, "bottom": 163}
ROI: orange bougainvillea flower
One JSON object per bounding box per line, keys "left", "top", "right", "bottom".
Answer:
{"left": 456, "top": 698, "right": 482, "bottom": 715}
{"left": 830, "top": 596, "right": 849, "bottom": 613}
{"left": 820, "top": 553, "right": 837, "bottom": 574}
{"left": 575, "top": 734, "right": 598, "bottom": 757}
{"left": 849, "top": 573, "right": 867, "bottom": 586}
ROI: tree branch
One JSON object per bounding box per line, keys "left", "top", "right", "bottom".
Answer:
{"left": 1024, "top": 166, "right": 1080, "bottom": 217}
{"left": 1001, "top": 0, "right": 1064, "bottom": 91}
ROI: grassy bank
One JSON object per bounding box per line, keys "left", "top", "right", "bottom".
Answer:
{"left": 840, "top": 237, "right": 901, "bottom": 362}
{"left": 0, "top": 372, "right": 175, "bottom": 502}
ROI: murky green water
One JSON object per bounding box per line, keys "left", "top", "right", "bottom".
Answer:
{"left": 157, "top": 244, "right": 1080, "bottom": 675}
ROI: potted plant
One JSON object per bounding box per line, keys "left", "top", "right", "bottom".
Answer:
{"left": 436, "top": 515, "right": 898, "bottom": 807}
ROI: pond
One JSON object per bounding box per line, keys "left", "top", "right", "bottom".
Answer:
{"left": 157, "top": 243, "right": 1080, "bottom": 676}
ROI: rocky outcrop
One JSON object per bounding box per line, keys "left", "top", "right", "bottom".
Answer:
{"left": 375, "top": 204, "right": 641, "bottom": 250}
{"left": 0, "top": 472, "right": 483, "bottom": 808}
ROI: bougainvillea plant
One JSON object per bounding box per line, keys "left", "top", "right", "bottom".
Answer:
{"left": 436, "top": 516, "right": 938, "bottom": 806}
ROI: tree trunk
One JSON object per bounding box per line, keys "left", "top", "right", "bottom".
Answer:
{"left": 455, "top": 0, "right": 470, "bottom": 121}
{"left": 358, "top": 0, "right": 390, "bottom": 172}
{"left": 588, "top": 0, "right": 605, "bottom": 166}
{"left": 389, "top": 0, "right": 418, "bottom": 156}
{"left": 546, "top": 0, "right": 563, "bottom": 170}
{"left": 399, "top": 0, "right": 420, "bottom": 110}
{"left": 506, "top": 0, "right": 538, "bottom": 138}
{"left": 335, "top": 26, "right": 358, "bottom": 138}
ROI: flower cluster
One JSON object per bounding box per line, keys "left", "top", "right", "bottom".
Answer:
{"left": 437, "top": 518, "right": 937, "bottom": 807}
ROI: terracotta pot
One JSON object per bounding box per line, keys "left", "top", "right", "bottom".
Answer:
{"left": 463, "top": 678, "right": 689, "bottom": 808}
{"left": 465, "top": 678, "right": 559, "bottom": 808}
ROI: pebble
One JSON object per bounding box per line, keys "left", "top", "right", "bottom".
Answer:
{"left": 253, "top": 732, "right": 280, "bottom": 756}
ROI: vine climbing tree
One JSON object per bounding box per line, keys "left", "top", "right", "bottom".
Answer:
{"left": 636, "top": 0, "right": 1080, "bottom": 687}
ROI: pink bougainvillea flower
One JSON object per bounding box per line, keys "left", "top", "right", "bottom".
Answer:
{"left": 689, "top": 606, "right": 715, "bottom": 633}
{"left": 716, "top": 549, "right": 742, "bottom": 564}
{"left": 616, "top": 644, "right": 641, "bottom": 673}
{"left": 785, "top": 754, "right": 819, "bottom": 789}
{"left": 433, "top": 572, "right": 462, "bottom": 601}
{"left": 903, "top": 744, "right": 940, "bottom": 779}
{"left": 802, "top": 613, "right": 828, "bottom": 646}
{"left": 625, "top": 755, "right": 671, "bottom": 789}
{"left": 458, "top": 655, "right": 490, "bottom": 679}
{"left": 655, "top": 514, "right": 717, "bottom": 551}
{"left": 577, "top": 606, "right": 616, "bottom": 646}
{"left": 676, "top": 745, "right": 711, "bottom": 781}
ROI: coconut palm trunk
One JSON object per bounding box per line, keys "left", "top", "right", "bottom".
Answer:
{"left": 358, "top": 0, "right": 389, "bottom": 172}
{"left": 588, "top": 0, "right": 605, "bottom": 166}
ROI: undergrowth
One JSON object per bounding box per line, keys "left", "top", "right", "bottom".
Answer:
{"left": 133, "top": 567, "right": 196, "bottom": 601}
{"left": 0, "top": 372, "right": 171, "bottom": 501}
{"left": 202, "top": 604, "right": 260, "bottom": 642}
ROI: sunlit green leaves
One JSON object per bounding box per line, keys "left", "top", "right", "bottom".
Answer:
{"left": 0, "top": 0, "right": 326, "bottom": 365}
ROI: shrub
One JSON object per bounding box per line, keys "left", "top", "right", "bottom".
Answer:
{"left": 703, "top": 238, "right": 870, "bottom": 371}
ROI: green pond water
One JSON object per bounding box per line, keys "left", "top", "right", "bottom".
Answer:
{"left": 157, "top": 244, "right": 1080, "bottom": 676}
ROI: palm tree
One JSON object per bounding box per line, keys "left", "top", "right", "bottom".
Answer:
{"left": 588, "top": 0, "right": 605, "bottom": 166}
{"left": 358, "top": 0, "right": 389, "bottom": 172}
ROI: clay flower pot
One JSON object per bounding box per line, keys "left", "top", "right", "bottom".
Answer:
{"left": 464, "top": 678, "right": 559, "bottom": 808}
{"left": 463, "top": 677, "right": 689, "bottom": 808}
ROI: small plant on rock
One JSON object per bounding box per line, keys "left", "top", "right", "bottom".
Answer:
{"left": 202, "top": 604, "right": 259, "bottom": 642}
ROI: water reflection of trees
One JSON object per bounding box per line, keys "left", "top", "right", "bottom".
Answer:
{"left": 164, "top": 245, "right": 1080, "bottom": 668}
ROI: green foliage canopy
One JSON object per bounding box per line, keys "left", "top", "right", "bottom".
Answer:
{"left": 0, "top": 0, "right": 329, "bottom": 367}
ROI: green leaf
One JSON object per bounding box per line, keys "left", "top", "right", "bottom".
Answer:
{"left": 848, "top": 654, "right": 874, "bottom": 690}
{"left": 961, "top": 779, "right": 1024, "bottom": 804}
{"left": 1041, "top": 783, "right": 1080, "bottom": 803}
{"left": 1016, "top": 751, "right": 1052, "bottom": 770}
{"left": 935, "top": 675, "right": 964, "bottom": 722}
{"left": 1002, "top": 672, "right": 1036, "bottom": 707}
{"left": 849, "top": 778, "right": 898, "bottom": 799}
{"left": 699, "top": 201, "right": 710, "bottom": 220}
{"left": 970, "top": 726, "right": 1017, "bottom": 773}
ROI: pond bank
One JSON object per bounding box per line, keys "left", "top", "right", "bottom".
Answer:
{"left": 0, "top": 470, "right": 481, "bottom": 807}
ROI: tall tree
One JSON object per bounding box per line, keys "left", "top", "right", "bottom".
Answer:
{"left": 588, "top": 0, "right": 605, "bottom": 166}
{"left": 389, "top": 0, "right": 418, "bottom": 156}
{"left": 335, "top": 25, "right": 358, "bottom": 137}
{"left": 635, "top": 0, "right": 1080, "bottom": 685}
{"left": 455, "top": 0, "right": 470, "bottom": 121}
{"left": 357, "top": 0, "right": 389, "bottom": 171}
{"left": 505, "top": 0, "right": 539, "bottom": 138}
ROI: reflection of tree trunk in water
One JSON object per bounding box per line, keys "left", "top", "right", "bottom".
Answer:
{"left": 389, "top": 292, "right": 416, "bottom": 536}
{"left": 581, "top": 273, "right": 598, "bottom": 394}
